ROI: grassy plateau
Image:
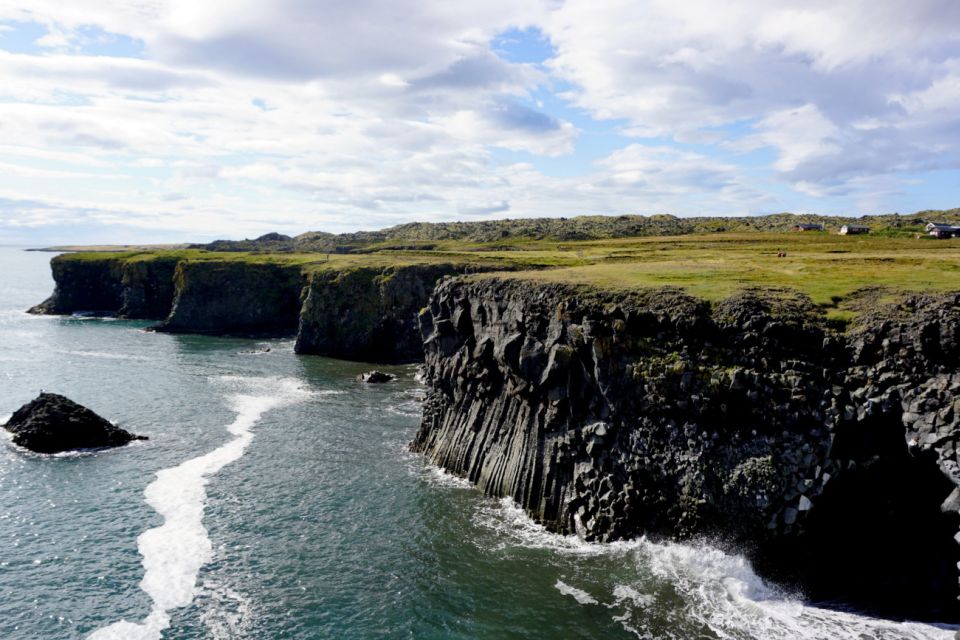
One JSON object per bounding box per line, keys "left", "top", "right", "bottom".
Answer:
{"left": 48, "top": 213, "right": 960, "bottom": 321}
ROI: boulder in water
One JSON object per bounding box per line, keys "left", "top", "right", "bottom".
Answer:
{"left": 357, "top": 370, "right": 395, "bottom": 384}
{"left": 3, "top": 392, "right": 147, "bottom": 454}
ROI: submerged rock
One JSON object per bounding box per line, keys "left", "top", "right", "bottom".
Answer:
{"left": 357, "top": 371, "right": 395, "bottom": 384}
{"left": 3, "top": 392, "right": 147, "bottom": 454}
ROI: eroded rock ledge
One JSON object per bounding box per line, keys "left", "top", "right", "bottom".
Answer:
{"left": 411, "top": 277, "right": 960, "bottom": 621}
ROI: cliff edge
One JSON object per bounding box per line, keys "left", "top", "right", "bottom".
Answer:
{"left": 29, "top": 252, "right": 507, "bottom": 362}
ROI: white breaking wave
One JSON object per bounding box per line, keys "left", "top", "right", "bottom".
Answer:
{"left": 641, "top": 541, "right": 957, "bottom": 640}
{"left": 421, "top": 463, "right": 475, "bottom": 490}
{"left": 555, "top": 579, "right": 600, "bottom": 605}
{"left": 474, "top": 497, "right": 643, "bottom": 556}
{"left": 474, "top": 496, "right": 958, "bottom": 640}
{"left": 88, "top": 377, "right": 313, "bottom": 640}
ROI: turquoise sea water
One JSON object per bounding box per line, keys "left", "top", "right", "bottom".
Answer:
{"left": 0, "top": 246, "right": 955, "bottom": 640}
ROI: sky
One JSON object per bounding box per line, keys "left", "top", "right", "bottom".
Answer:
{"left": 0, "top": 0, "right": 959, "bottom": 244}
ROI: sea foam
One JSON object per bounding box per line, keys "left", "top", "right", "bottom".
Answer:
{"left": 474, "top": 496, "right": 958, "bottom": 640}
{"left": 89, "top": 377, "right": 311, "bottom": 640}
{"left": 555, "top": 579, "right": 600, "bottom": 605}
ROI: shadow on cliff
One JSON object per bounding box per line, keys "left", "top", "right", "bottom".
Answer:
{"left": 761, "top": 409, "right": 960, "bottom": 622}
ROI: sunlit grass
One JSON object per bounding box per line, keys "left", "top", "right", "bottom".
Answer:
{"left": 55, "top": 232, "right": 960, "bottom": 304}
{"left": 479, "top": 233, "right": 960, "bottom": 304}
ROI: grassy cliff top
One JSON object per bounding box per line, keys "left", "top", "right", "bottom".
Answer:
{"left": 485, "top": 232, "right": 960, "bottom": 307}
{"left": 52, "top": 221, "right": 960, "bottom": 309}
{"left": 53, "top": 246, "right": 583, "bottom": 272}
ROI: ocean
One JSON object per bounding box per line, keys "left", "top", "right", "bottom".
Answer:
{"left": 0, "top": 246, "right": 954, "bottom": 639}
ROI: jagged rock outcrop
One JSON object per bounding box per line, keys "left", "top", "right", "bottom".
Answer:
{"left": 412, "top": 278, "right": 960, "bottom": 621}
{"left": 295, "top": 264, "right": 483, "bottom": 362}
{"left": 189, "top": 232, "right": 296, "bottom": 253}
{"left": 154, "top": 260, "right": 307, "bottom": 336}
{"left": 3, "top": 392, "right": 147, "bottom": 453}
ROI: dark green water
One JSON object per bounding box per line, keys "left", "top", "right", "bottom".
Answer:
{"left": 0, "top": 247, "right": 954, "bottom": 639}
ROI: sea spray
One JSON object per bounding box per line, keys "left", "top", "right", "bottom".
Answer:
{"left": 89, "top": 378, "right": 313, "bottom": 640}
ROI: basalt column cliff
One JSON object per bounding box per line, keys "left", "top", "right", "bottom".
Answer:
{"left": 412, "top": 277, "right": 960, "bottom": 621}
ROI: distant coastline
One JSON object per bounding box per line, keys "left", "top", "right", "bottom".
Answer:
{"left": 21, "top": 208, "right": 960, "bottom": 255}
{"left": 26, "top": 243, "right": 190, "bottom": 253}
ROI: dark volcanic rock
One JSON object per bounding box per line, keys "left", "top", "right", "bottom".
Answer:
{"left": 28, "top": 255, "right": 125, "bottom": 316}
{"left": 33, "top": 255, "right": 506, "bottom": 362}
{"left": 412, "top": 279, "right": 960, "bottom": 622}
{"left": 154, "top": 261, "right": 306, "bottom": 336}
{"left": 3, "top": 393, "right": 146, "bottom": 454}
{"left": 28, "top": 253, "right": 177, "bottom": 319}
{"left": 295, "top": 264, "right": 476, "bottom": 363}
{"left": 357, "top": 370, "right": 395, "bottom": 383}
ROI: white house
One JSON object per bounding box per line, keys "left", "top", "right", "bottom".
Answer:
{"left": 839, "top": 225, "right": 870, "bottom": 235}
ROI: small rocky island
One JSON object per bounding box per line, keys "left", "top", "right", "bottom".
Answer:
{"left": 3, "top": 392, "right": 146, "bottom": 454}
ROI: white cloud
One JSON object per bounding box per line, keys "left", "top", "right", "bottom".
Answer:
{"left": 543, "top": 0, "right": 960, "bottom": 188}
{"left": 0, "top": 1, "right": 958, "bottom": 242}
{"left": 736, "top": 104, "right": 841, "bottom": 173}
{"left": 0, "top": 3, "right": 596, "bottom": 241}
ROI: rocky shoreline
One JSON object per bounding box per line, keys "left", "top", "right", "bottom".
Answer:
{"left": 30, "top": 253, "right": 960, "bottom": 620}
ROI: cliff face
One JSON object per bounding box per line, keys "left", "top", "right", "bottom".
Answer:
{"left": 30, "top": 250, "right": 960, "bottom": 618}
{"left": 155, "top": 260, "right": 306, "bottom": 336}
{"left": 31, "top": 254, "right": 483, "bottom": 358}
{"left": 30, "top": 254, "right": 179, "bottom": 320}
{"left": 412, "top": 278, "right": 960, "bottom": 621}
{"left": 29, "top": 255, "right": 127, "bottom": 315}
{"left": 118, "top": 257, "right": 179, "bottom": 319}
{"left": 295, "top": 263, "right": 494, "bottom": 362}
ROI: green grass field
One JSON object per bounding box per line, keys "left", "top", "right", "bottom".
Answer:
{"left": 54, "top": 230, "right": 960, "bottom": 309}
{"left": 489, "top": 232, "right": 960, "bottom": 305}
